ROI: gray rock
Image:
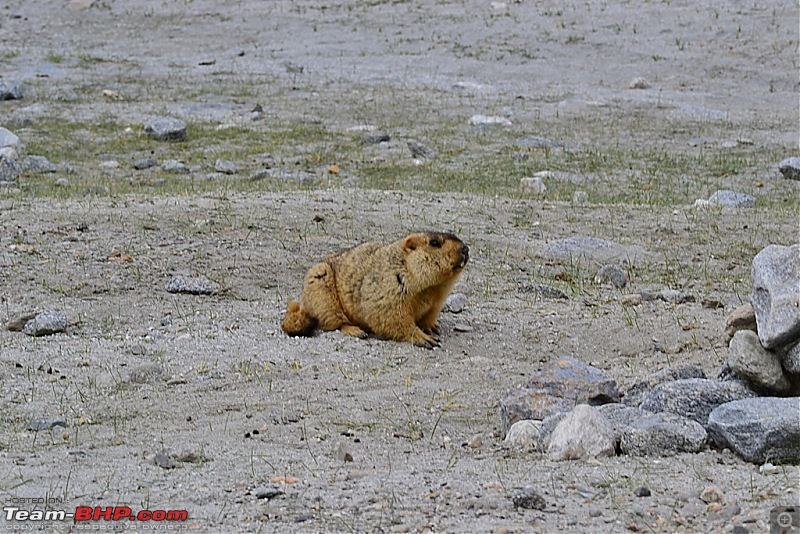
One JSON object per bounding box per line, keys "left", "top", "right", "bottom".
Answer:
{"left": 543, "top": 236, "right": 648, "bottom": 265}
{"left": 0, "top": 156, "right": 22, "bottom": 184}
{"left": 623, "top": 366, "right": 707, "bottom": 407}
{"left": 503, "top": 420, "right": 541, "bottom": 450}
{"left": 362, "top": 131, "right": 390, "bottom": 144}
{"left": 707, "top": 397, "right": 800, "bottom": 463}
{"left": 255, "top": 486, "right": 285, "bottom": 500}
{"left": 6, "top": 312, "right": 37, "bottom": 332}
{"left": 165, "top": 275, "right": 219, "bottom": 295}
{"left": 751, "top": 244, "right": 800, "bottom": 350}
{"left": 22, "top": 311, "right": 67, "bottom": 337}
{"left": 23, "top": 155, "right": 57, "bottom": 173}
{"left": 597, "top": 403, "right": 651, "bottom": 441}
{"left": 639, "top": 378, "right": 757, "bottom": 426}
{"left": 724, "top": 303, "right": 757, "bottom": 345}
{"left": 595, "top": 264, "right": 628, "bottom": 288}
{"left": 778, "top": 157, "right": 800, "bottom": 180}
{"left": 133, "top": 158, "right": 157, "bottom": 170}
{"left": 162, "top": 159, "right": 189, "bottom": 174}
{"left": 707, "top": 190, "right": 755, "bottom": 208}
{"left": 572, "top": 191, "right": 589, "bottom": 204}
{"left": 782, "top": 342, "right": 800, "bottom": 374}
{"left": 510, "top": 486, "right": 546, "bottom": 510}
{"left": 145, "top": 117, "right": 187, "bottom": 142}
{"left": 55, "top": 178, "right": 70, "bottom": 187}
{"left": 0, "top": 127, "right": 20, "bottom": 148}
{"left": 501, "top": 356, "right": 619, "bottom": 434}
{"left": 407, "top": 140, "right": 435, "bottom": 159}
{"left": 728, "top": 330, "right": 790, "bottom": 393}
{"left": 547, "top": 404, "right": 616, "bottom": 460}
{"left": 0, "top": 80, "right": 24, "bottom": 100}
{"left": 444, "top": 292, "right": 467, "bottom": 313}
{"left": 521, "top": 284, "right": 568, "bottom": 299}
{"left": 658, "top": 289, "right": 695, "bottom": 304}
{"left": 214, "top": 159, "right": 237, "bottom": 174}
{"left": 28, "top": 418, "right": 67, "bottom": 431}
{"left": 620, "top": 412, "right": 707, "bottom": 456}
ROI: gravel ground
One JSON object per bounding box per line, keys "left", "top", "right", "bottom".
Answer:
{"left": 1, "top": 1, "right": 799, "bottom": 533}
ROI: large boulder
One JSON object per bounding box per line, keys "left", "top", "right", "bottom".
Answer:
{"left": 707, "top": 397, "right": 800, "bottom": 463}
{"left": 751, "top": 244, "right": 800, "bottom": 350}
{"left": 639, "top": 378, "right": 757, "bottom": 426}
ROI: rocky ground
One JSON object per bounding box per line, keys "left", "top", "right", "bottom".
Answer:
{"left": 1, "top": 1, "right": 799, "bottom": 533}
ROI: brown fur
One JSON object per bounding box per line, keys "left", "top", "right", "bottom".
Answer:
{"left": 282, "top": 232, "right": 469, "bottom": 348}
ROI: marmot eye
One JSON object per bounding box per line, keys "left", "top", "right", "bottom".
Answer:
{"left": 430, "top": 238, "right": 441, "bottom": 248}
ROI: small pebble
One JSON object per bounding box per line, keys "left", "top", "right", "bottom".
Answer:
{"left": 634, "top": 487, "right": 651, "bottom": 497}
{"left": 509, "top": 486, "right": 546, "bottom": 510}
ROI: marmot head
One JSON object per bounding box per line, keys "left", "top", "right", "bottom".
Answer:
{"left": 401, "top": 232, "right": 469, "bottom": 289}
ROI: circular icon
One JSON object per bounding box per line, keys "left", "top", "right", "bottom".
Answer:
{"left": 777, "top": 511, "right": 794, "bottom": 528}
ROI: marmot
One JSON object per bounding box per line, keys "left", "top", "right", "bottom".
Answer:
{"left": 282, "top": 232, "right": 469, "bottom": 348}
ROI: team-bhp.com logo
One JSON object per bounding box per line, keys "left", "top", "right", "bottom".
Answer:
{"left": 4, "top": 505, "right": 188, "bottom": 524}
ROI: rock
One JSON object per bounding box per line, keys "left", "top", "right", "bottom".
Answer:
{"left": 628, "top": 77, "right": 651, "bottom": 89}
{"left": 521, "top": 284, "right": 568, "bottom": 299}
{"left": 707, "top": 397, "right": 800, "bottom": 463}
{"left": 28, "top": 418, "right": 68, "bottom": 431}
{"left": 145, "top": 117, "right": 187, "bottom": 142}
{"left": 22, "top": 311, "right": 68, "bottom": 337}
{"left": 751, "top": 244, "right": 800, "bottom": 350}
{"left": 133, "top": 158, "right": 157, "bottom": 170}
{"left": 699, "top": 486, "right": 726, "bottom": 504}
{"left": 55, "top": 178, "right": 70, "bottom": 187}
{"left": 707, "top": 190, "right": 755, "bottom": 208}
{"left": 782, "top": 342, "right": 800, "bottom": 374}
{"left": 407, "top": 140, "right": 435, "bottom": 159}
{"left": 623, "top": 366, "right": 706, "bottom": 407}
{"left": 6, "top": 312, "right": 38, "bottom": 331}
{"left": 597, "top": 403, "right": 651, "bottom": 442}
{"left": 362, "top": 131, "right": 390, "bottom": 144}
{"left": 23, "top": 155, "right": 57, "bottom": 173}
{"left": 0, "top": 127, "right": 21, "bottom": 148}
{"left": 0, "top": 154, "right": 22, "bottom": 184}
{"left": 336, "top": 442, "right": 354, "bottom": 463}
{"left": 255, "top": 486, "right": 284, "bottom": 500}
{"left": 519, "top": 176, "right": 546, "bottom": 196}
{"left": 619, "top": 412, "right": 707, "bottom": 456}
{"left": 0, "top": 80, "right": 25, "bottom": 100}
{"left": 501, "top": 356, "right": 619, "bottom": 434}
{"left": 778, "top": 157, "right": 800, "bottom": 180}
{"left": 165, "top": 275, "right": 219, "bottom": 295}
{"left": 503, "top": 420, "right": 541, "bottom": 450}
{"left": 620, "top": 293, "right": 643, "bottom": 306}
{"left": 635, "top": 487, "right": 651, "bottom": 497}
{"left": 724, "top": 303, "right": 757, "bottom": 344}
{"left": 162, "top": 159, "right": 189, "bottom": 174}
{"left": 572, "top": 191, "right": 588, "bottom": 203}
{"left": 444, "top": 293, "right": 467, "bottom": 313}
{"left": 509, "top": 486, "right": 546, "bottom": 510}
{"left": 100, "top": 160, "right": 120, "bottom": 169}
{"left": 639, "top": 378, "right": 757, "bottom": 425}
{"left": 547, "top": 404, "right": 616, "bottom": 460}
{"left": 214, "top": 159, "right": 236, "bottom": 175}
{"left": 153, "top": 452, "right": 177, "bottom": 469}
{"left": 127, "top": 363, "right": 165, "bottom": 384}
{"left": 658, "top": 289, "right": 695, "bottom": 304}
{"left": 728, "top": 330, "right": 790, "bottom": 393}
{"left": 469, "top": 114, "right": 512, "bottom": 126}
{"left": 595, "top": 264, "right": 628, "bottom": 288}
{"left": 543, "top": 236, "right": 648, "bottom": 265}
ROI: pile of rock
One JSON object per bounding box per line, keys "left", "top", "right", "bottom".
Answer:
{"left": 501, "top": 243, "right": 800, "bottom": 464}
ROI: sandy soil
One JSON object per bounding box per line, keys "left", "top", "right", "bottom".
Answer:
{"left": 1, "top": 1, "right": 799, "bottom": 533}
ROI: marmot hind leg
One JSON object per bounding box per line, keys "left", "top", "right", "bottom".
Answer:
{"left": 299, "top": 262, "right": 366, "bottom": 338}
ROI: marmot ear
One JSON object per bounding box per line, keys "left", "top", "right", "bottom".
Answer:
{"left": 402, "top": 234, "right": 420, "bottom": 253}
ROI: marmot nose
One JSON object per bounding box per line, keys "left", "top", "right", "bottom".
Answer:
{"left": 460, "top": 244, "right": 469, "bottom": 263}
